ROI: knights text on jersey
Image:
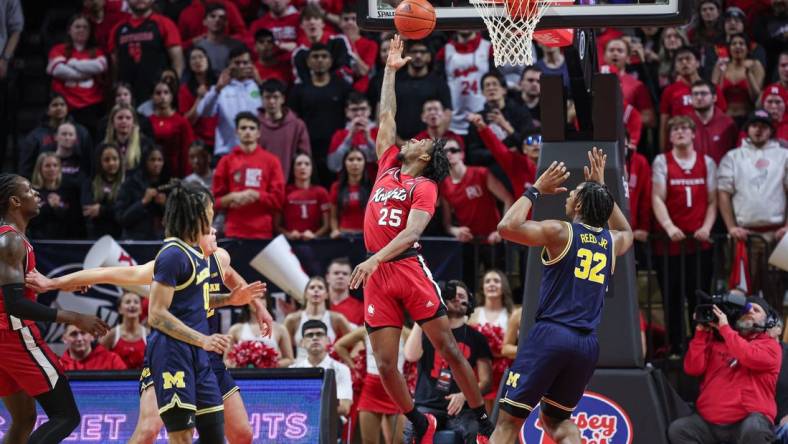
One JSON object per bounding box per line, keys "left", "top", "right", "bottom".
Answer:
{"left": 363, "top": 146, "right": 438, "bottom": 252}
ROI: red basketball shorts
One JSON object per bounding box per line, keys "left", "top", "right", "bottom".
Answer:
{"left": 0, "top": 325, "right": 64, "bottom": 397}
{"left": 364, "top": 255, "right": 445, "bottom": 329}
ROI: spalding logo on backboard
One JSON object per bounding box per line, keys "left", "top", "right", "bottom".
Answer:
{"left": 520, "top": 391, "right": 633, "bottom": 444}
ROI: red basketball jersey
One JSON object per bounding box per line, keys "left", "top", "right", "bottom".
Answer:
{"left": 0, "top": 225, "right": 37, "bottom": 330}
{"left": 363, "top": 146, "right": 438, "bottom": 252}
{"left": 283, "top": 184, "right": 330, "bottom": 232}
{"left": 664, "top": 151, "right": 708, "bottom": 233}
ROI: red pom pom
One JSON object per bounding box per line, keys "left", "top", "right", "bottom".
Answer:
{"left": 228, "top": 340, "right": 280, "bottom": 368}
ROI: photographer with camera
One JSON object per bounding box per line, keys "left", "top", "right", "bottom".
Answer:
{"left": 668, "top": 293, "right": 782, "bottom": 444}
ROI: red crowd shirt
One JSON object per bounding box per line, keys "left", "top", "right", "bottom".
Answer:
{"left": 440, "top": 167, "right": 501, "bottom": 237}
{"left": 685, "top": 327, "right": 781, "bottom": 424}
{"left": 60, "top": 345, "right": 127, "bottom": 371}
{"left": 330, "top": 182, "right": 366, "bottom": 231}
{"left": 47, "top": 44, "right": 107, "bottom": 109}
{"left": 87, "top": 10, "right": 130, "bottom": 53}
{"left": 149, "top": 113, "right": 195, "bottom": 178}
{"left": 328, "top": 127, "right": 380, "bottom": 178}
{"left": 626, "top": 151, "right": 652, "bottom": 232}
{"left": 212, "top": 145, "right": 286, "bottom": 239}
{"left": 254, "top": 55, "right": 293, "bottom": 86}
{"left": 177, "top": 84, "right": 217, "bottom": 146}
{"left": 659, "top": 78, "right": 728, "bottom": 118}
{"left": 331, "top": 296, "right": 365, "bottom": 326}
{"left": 658, "top": 151, "right": 710, "bottom": 255}
{"left": 249, "top": 9, "right": 300, "bottom": 44}
{"left": 177, "top": 0, "right": 247, "bottom": 44}
{"left": 619, "top": 73, "right": 653, "bottom": 115}
{"left": 477, "top": 126, "right": 535, "bottom": 197}
{"left": 689, "top": 107, "right": 738, "bottom": 164}
{"left": 363, "top": 146, "right": 438, "bottom": 252}
{"left": 282, "top": 184, "right": 330, "bottom": 233}
{"left": 346, "top": 36, "right": 378, "bottom": 93}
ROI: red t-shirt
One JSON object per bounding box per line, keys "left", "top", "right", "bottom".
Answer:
{"left": 212, "top": 145, "right": 286, "bottom": 239}
{"left": 477, "top": 126, "right": 536, "bottom": 197}
{"left": 47, "top": 44, "right": 107, "bottom": 109}
{"left": 331, "top": 296, "right": 364, "bottom": 326}
{"left": 439, "top": 167, "right": 501, "bottom": 238}
{"left": 689, "top": 107, "right": 738, "bottom": 164}
{"left": 177, "top": 0, "right": 247, "bottom": 44}
{"left": 60, "top": 345, "right": 127, "bottom": 371}
{"left": 249, "top": 9, "right": 300, "bottom": 44}
{"left": 619, "top": 73, "right": 653, "bottom": 115}
{"left": 363, "top": 146, "right": 438, "bottom": 252}
{"left": 149, "top": 113, "right": 195, "bottom": 178}
{"left": 659, "top": 78, "right": 728, "bottom": 118}
{"left": 330, "top": 182, "right": 366, "bottom": 231}
{"left": 254, "top": 57, "right": 293, "bottom": 87}
{"left": 283, "top": 184, "right": 330, "bottom": 232}
{"left": 177, "top": 84, "right": 217, "bottom": 146}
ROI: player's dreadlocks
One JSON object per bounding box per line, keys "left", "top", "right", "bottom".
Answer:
{"left": 0, "top": 173, "right": 21, "bottom": 220}
{"left": 422, "top": 138, "right": 450, "bottom": 183}
{"left": 160, "top": 179, "right": 214, "bottom": 242}
{"left": 577, "top": 181, "right": 614, "bottom": 228}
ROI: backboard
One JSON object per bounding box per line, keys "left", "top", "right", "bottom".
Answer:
{"left": 357, "top": 0, "right": 691, "bottom": 33}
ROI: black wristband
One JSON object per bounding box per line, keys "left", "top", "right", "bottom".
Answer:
{"left": 2, "top": 283, "right": 58, "bottom": 323}
{"left": 522, "top": 186, "right": 541, "bottom": 203}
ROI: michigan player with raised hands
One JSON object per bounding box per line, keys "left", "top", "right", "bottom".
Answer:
{"left": 491, "top": 149, "right": 633, "bottom": 444}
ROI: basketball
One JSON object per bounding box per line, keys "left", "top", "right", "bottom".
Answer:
{"left": 394, "top": 0, "right": 436, "bottom": 40}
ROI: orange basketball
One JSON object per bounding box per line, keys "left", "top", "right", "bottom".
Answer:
{"left": 394, "top": 0, "right": 436, "bottom": 40}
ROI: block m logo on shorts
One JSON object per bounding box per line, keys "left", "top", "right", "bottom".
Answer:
{"left": 163, "top": 371, "right": 186, "bottom": 389}
{"left": 506, "top": 372, "right": 520, "bottom": 388}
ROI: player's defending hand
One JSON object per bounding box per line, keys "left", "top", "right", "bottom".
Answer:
{"left": 386, "top": 35, "right": 411, "bottom": 71}
{"left": 533, "top": 161, "right": 570, "bottom": 195}
{"left": 350, "top": 257, "right": 379, "bottom": 290}
{"left": 227, "top": 281, "right": 267, "bottom": 307}
{"left": 25, "top": 269, "right": 53, "bottom": 293}
{"left": 584, "top": 146, "right": 606, "bottom": 185}
{"left": 252, "top": 298, "right": 275, "bottom": 338}
{"left": 70, "top": 313, "right": 110, "bottom": 337}
{"left": 203, "top": 334, "right": 232, "bottom": 354}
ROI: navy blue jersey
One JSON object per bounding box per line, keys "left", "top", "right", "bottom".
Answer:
{"left": 535, "top": 222, "right": 615, "bottom": 332}
{"left": 152, "top": 237, "right": 211, "bottom": 336}
{"left": 207, "top": 253, "right": 230, "bottom": 334}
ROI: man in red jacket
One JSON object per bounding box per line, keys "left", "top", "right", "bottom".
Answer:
{"left": 668, "top": 295, "right": 781, "bottom": 443}
{"left": 212, "top": 111, "right": 285, "bottom": 239}
{"left": 60, "top": 324, "right": 127, "bottom": 371}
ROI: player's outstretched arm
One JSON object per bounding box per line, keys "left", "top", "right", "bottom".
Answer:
{"left": 585, "top": 147, "right": 634, "bottom": 256}
{"left": 25, "top": 261, "right": 156, "bottom": 294}
{"left": 215, "top": 247, "right": 275, "bottom": 338}
{"left": 1, "top": 233, "right": 109, "bottom": 336}
{"left": 497, "top": 161, "right": 570, "bottom": 249}
{"left": 375, "top": 34, "right": 411, "bottom": 159}
{"left": 148, "top": 281, "right": 231, "bottom": 353}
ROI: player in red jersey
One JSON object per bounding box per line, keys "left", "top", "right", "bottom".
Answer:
{"left": 349, "top": 35, "right": 495, "bottom": 444}
{"left": 0, "top": 173, "right": 109, "bottom": 444}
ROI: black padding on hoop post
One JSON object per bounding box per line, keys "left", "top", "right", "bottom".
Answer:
{"left": 592, "top": 74, "right": 622, "bottom": 142}
{"left": 540, "top": 75, "right": 566, "bottom": 143}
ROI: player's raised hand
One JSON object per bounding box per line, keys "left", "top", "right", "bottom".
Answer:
{"left": 386, "top": 35, "right": 412, "bottom": 71}
{"left": 533, "top": 161, "right": 570, "bottom": 195}
{"left": 203, "top": 334, "right": 233, "bottom": 354}
{"left": 583, "top": 146, "right": 607, "bottom": 185}
{"left": 227, "top": 281, "right": 267, "bottom": 306}
{"left": 350, "top": 257, "right": 380, "bottom": 289}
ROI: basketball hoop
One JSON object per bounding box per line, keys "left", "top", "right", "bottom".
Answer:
{"left": 470, "top": 0, "right": 563, "bottom": 66}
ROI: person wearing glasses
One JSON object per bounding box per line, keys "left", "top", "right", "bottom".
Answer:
{"left": 289, "top": 319, "right": 353, "bottom": 416}
{"left": 688, "top": 79, "right": 738, "bottom": 164}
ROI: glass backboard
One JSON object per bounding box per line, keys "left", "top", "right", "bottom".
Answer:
{"left": 357, "top": 0, "right": 691, "bottom": 32}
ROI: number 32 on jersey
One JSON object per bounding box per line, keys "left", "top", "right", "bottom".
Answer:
{"left": 574, "top": 248, "right": 607, "bottom": 284}
{"left": 378, "top": 208, "right": 402, "bottom": 227}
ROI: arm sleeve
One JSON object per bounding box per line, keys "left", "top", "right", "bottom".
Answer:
{"left": 295, "top": 118, "right": 311, "bottom": 154}
{"left": 51, "top": 62, "right": 86, "bottom": 80}
{"left": 258, "top": 156, "right": 285, "bottom": 211}
{"left": 716, "top": 152, "right": 735, "bottom": 193}
{"left": 411, "top": 182, "right": 438, "bottom": 217}
{"left": 153, "top": 246, "right": 192, "bottom": 287}
{"left": 719, "top": 325, "right": 782, "bottom": 371}
{"left": 196, "top": 86, "right": 219, "bottom": 117}
{"left": 5, "top": 0, "right": 23, "bottom": 34}
{"left": 211, "top": 157, "right": 229, "bottom": 209}
{"left": 651, "top": 154, "right": 667, "bottom": 186}
{"left": 68, "top": 56, "right": 108, "bottom": 75}
{"left": 327, "top": 131, "right": 351, "bottom": 172}
{"left": 705, "top": 156, "right": 717, "bottom": 191}
{"left": 376, "top": 145, "right": 400, "bottom": 175}
{"left": 318, "top": 187, "right": 331, "bottom": 213}
{"left": 159, "top": 15, "right": 182, "bottom": 48}
{"left": 683, "top": 329, "right": 712, "bottom": 376}
{"left": 1, "top": 284, "right": 57, "bottom": 322}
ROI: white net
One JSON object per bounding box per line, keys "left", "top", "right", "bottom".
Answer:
{"left": 470, "top": 0, "right": 553, "bottom": 66}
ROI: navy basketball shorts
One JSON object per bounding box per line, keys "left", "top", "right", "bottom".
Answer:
{"left": 499, "top": 321, "right": 599, "bottom": 420}
{"left": 146, "top": 333, "right": 223, "bottom": 429}
{"left": 140, "top": 348, "right": 239, "bottom": 401}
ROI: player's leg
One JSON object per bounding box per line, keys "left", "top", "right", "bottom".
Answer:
{"left": 158, "top": 407, "right": 195, "bottom": 444}
{"left": 128, "top": 386, "right": 164, "bottom": 444}
{"left": 194, "top": 410, "right": 225, "bottom": 444}
{"left": 490, "top": 408, "right": 527, "bottom": 443}
{"left": 222, "top": 391, "right": 252, "bottom": 444}
{"left": 191, "top": 349, "right": 225, "bottom": 444}
{"left": 538, "top": 410, "right": 581, "bottom": 444}
{"left": 28, "top": 378, "right": 81, "bottom": 444}
{"left": 1, "top": 391, "right": 36, "bottom": 444}
{"left": 368, "top": 327, "right": 410, "bottom": 409}
{"left": 358, "top": 410, "right": 383, "bottom": 444}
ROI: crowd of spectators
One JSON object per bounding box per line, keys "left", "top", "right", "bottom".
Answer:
{"left": 1, "top": 0, "right": 788, "bottom": 442}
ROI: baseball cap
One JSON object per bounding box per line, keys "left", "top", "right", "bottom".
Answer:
{"left": 745, "top": 109, "right": 774, "bottom": 131}
{"left": 724, "top": 6, "right": 746, "bottom": 20}
{"left": 761, "top": 83, "right": 788, "bottom": 107}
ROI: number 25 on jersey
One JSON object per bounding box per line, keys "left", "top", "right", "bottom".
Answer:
{"left": 574, "top": 248, "right": 606, "bottom": 284}
{"left": 378, "top": 208, "right": 402, "bottom": 227}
